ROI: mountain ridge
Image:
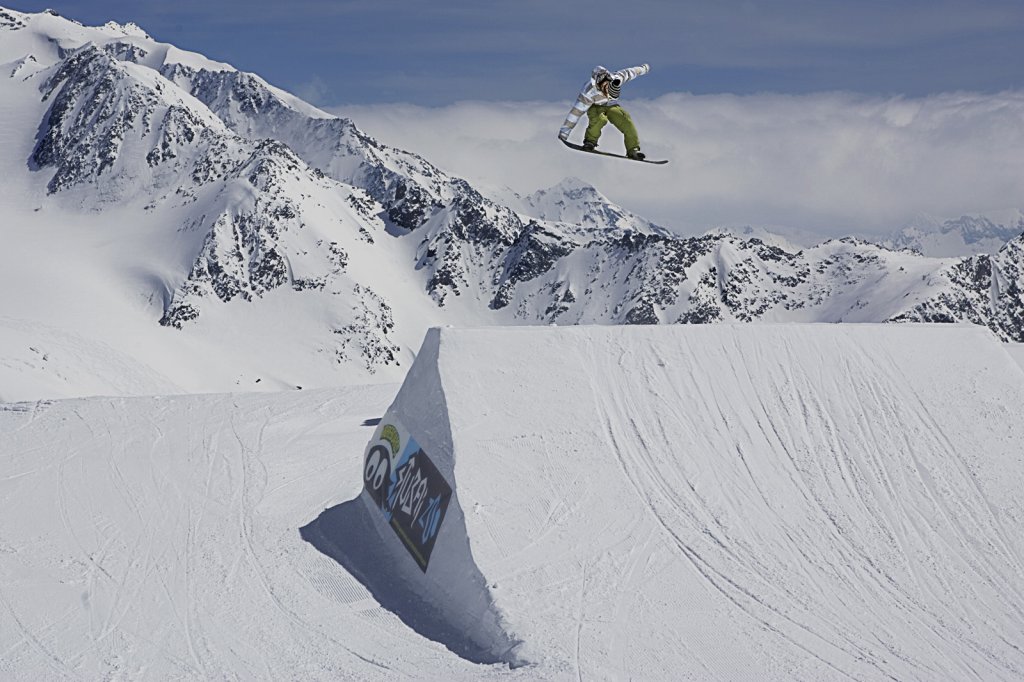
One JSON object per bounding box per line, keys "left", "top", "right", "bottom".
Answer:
{"left": 2, "top": 6, "right": 1023, "bottom": 401}
{"left": 884, "top": 212, "right": 1024, "bottom": 257}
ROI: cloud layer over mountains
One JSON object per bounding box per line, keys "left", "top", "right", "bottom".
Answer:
{"left": 335, "top": 90, "right": 1024, "bottom": 236}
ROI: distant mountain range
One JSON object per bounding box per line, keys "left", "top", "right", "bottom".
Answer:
{"left": 0, "top": 6, "right": 1021, "bottom": 399}
{"left": 884, "top": 213, "right": 1024, "bottom": 257}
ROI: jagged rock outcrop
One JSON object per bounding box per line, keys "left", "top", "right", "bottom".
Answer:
{"left": 6, "top": 5, "right": 1024, "bottom": 388}
{"left": 893, "top": 235, "right": 1024, "bottom": 341}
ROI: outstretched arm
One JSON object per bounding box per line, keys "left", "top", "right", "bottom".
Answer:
{"left": 558, "top": 89, "right": 595, "bottom": 141}
{"left": 612, "top": 63, "right": 650, "bottom": 84}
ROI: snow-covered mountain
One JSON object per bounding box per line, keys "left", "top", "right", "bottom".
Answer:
{"left": 507, "top": 176, "right": 670, "bottom": 236}
{"left": 885, "top": 212, "right": 1024, "bottom": 257}
{"left": 3, "top": 12, "right": 1024, "bottom": 677}
{"left": 2, "top": 6, "right": 1024, "bottom": 401}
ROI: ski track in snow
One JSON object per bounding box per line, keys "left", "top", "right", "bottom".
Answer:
{"left": 3, "top": 324, "right": 1024, "bottom": 679}
{"left": 2, "top": 7, "right": 1022, "bottom": 680}
{"left": 587, "top": 337, "right": 863, "bottom": 679}
{"left": 0, "top": 386, "right": 517, "bottom": 680}
{"left": 437, "top": 324, "right": 1024, "bottom": 680}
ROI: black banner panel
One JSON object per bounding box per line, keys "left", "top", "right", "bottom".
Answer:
{"left": 364, "top": 423, "right": 452, "bottom": 572}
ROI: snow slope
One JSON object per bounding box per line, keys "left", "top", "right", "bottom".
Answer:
{"left": 4, "top": 324, "right": 1024, "bottom": 678}
{"left": 1006, "top": 342, "right": 1024, "bottom": 371}
{"left": 313, "top": 323, "right": 1024, "bottom": 680}
{"left": 0, "top": 7, "right": 450, "bottom": 398}
{"left": 0, "top": 384, "right": 512, "bottom": 680}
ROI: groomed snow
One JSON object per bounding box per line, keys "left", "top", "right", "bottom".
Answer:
{"left": 1006, "top": 342, "right": 1024, "bottom": 371}
{"left": 4, "top": 324, "right": 1024, "bottom": 679}
{"left": 0, "top": 384, "right": 509, "bottom": 679}
{"left": 324, "top": 323, "right": 1024, "bottom": 680}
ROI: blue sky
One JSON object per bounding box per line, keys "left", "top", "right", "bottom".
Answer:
{"left": 10, "top": 0, "right": 1024, "bottom": 106}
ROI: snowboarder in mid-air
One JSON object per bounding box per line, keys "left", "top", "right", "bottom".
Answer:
{"left": 558, "top": 64, "right": 658, "bottom": 162}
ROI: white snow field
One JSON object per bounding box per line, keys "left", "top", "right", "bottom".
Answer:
{"left": 0, "top": 383, "right": 517, "bottom": 680}
{"left": 4, "top": 323, "right": 1024, "bottom": 680}
{"left": 1007, "top": 342, "right": 1024, "bottom": 371}
{"left": 312, "top": 323, "right": 1024, "bottom": 680}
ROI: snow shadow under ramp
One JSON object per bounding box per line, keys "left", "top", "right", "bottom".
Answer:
{"left": 306, "top": 323, "right": 1024, "bottom": 680}
{"left": 300, "top": 496, "right": 521, "bottom": 666}
{"left": 301, "top": 327, "right": 524, "bottom": 667}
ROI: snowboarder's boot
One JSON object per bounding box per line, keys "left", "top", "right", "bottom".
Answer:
{"left": 582, "top": 140, "right": 597, "bottom": 151}
{"left": 627, "top": 147, "right": 646, "bottom": 161}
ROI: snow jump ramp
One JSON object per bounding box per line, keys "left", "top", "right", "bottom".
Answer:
{"left": 303, "top": 323, "right": 1024, "bottom": 680}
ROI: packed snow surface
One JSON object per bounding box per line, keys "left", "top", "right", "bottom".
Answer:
{"left": 0, "top": 384, "right": 513, "bottom": 680}
{"left": 2, "top": 7, "right": 1024, "bottom": 678}
{"left": 1006, "top": 342, "right": 1024, "bottom": 371}
{"left": 5, "top": 324, "right": 1024, "bottom": 679}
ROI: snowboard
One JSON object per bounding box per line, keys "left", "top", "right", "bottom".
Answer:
{"left": 561, "top": 140, "right": 668, "bottom": 164}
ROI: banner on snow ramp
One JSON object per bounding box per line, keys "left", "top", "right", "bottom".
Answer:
{"left": 363, "top": 420, "right": 452, "bottom": 572}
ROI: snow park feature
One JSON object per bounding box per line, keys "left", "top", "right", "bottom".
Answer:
{"left": 3, "top": 5, "right": 1024, "bottom": 681}
{"left": 299, "top": 323, "right": 1024, "bottom": 679}
{"left": 6, "top": 324, "right": 1024, "bottom": 679}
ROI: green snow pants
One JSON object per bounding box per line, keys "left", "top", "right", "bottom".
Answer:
{"left": 584, "top": 104, "right": 640, "bottom": 152}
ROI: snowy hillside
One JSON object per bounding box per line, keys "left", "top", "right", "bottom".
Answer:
{"left": 5, "top": 324, "right": 1024, "bottom": 679}
{"left": 4, "top": 8, "right": 1024, "bottom": 679}
{"left": 2, "top": 6, "right": 1024, "bottom": 403}
{"left": 1007, "top": 342, "right": 1024, "bottom": 370}
{"left": 0, "top": 384, "right": 512, "bottom": 680}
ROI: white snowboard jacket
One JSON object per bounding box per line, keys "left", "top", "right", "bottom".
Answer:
{"left": 558, "top": 64, "right": 649, "bottom": 140}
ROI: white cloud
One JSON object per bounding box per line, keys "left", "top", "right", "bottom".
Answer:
{"left": 330, "top": 91, "right": 1024, "bottom": 237}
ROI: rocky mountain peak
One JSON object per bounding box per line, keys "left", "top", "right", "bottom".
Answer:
{"left": 3, "top": 6, "right": 1023, "bottom": 393}
{"left": 102, "top": 20, "right": 151, "bottom": 39}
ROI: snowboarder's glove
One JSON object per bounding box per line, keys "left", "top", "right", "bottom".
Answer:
{"left": 558, "top": 127, "right": 571, "bottom": 141}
